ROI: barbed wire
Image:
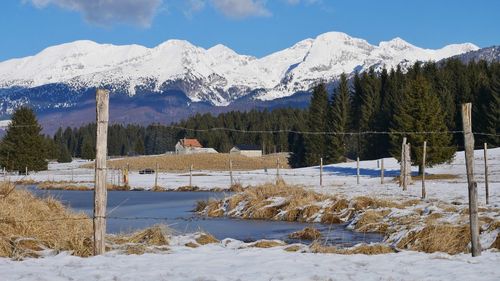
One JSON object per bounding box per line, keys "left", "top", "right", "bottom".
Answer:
{"left": 2, "top": 122, "right": 499, "bottom": 137}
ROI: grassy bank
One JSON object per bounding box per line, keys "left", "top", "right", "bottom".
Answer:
{"left": 198, "top": 182, "right": 500, "bottom": 255}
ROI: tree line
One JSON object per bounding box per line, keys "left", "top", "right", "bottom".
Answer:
{"left": 51, "top": 59, "right": 499, "bottom": 170}
{"left": 0, "top": 59, "right": 497, "bottom": 172}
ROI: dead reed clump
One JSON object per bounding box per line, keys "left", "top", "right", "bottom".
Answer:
{"left": 0, "top": 182, "right": 93, "bottom": 259}
{"left": 195, "top": 233, "right": 219, "bottom": 245}
{"left": 490, "top": 234, "right": 500, "bottom": 250}
{"left": 229, "top": 183, "right": 244, "bottom": 192}
{"left": 151, "top": 185, "right": 165, "bottom": 192}
{"left": 355, "top": 210, "right": 391, "bottom": 233}
{"left": 107, "top": 184, "right": 130, "bottom": 191}
{"left": 177, "top": 186, "right": 200, "bottom": 192}
{"left": 397, "top": 224, "right": 470, "bottom": 254}
{"left": 288, "top": 227, "right": 322, "bottom": 240}
{"left": 111, "top": 225, "right": 169, "bottom": 247}
{"left": 310, "top": 242, "right": 394, "bottom": 255}
{"left": 283, "top": 245, "right": 303, "bottom": 252}
{"left": 206, "top": 200, "right": 224, "bottom": 217}
{"left": 321, "top": 213, "right": 343, "bottom": 224}
{"left": 352, "top": 196, "right": 401, "bottom": 210}
{"left": 37, "top": 182, "right": 91, "bottom": 191}
{"left": 250, "top": 240, "right": 286, "bottom": 248}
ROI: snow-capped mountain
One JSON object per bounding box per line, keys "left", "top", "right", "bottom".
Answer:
{"left": 0, "top": 31, "right": 478, "bottom": 107}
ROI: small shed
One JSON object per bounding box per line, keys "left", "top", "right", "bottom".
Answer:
{"left": 230, "top": 145, "right": 262, "bottom": 158}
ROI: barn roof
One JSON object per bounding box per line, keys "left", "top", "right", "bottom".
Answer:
{"left": 233, "top": 144, "right": 261, "bottom": 151}
{"left": 179, "top": 138, "right": 203, "bottom": 148}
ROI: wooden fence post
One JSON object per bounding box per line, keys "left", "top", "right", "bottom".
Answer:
{"left": 94, "top": 89, "right": 109, "bottom": 256}
{"left": 189, "top": 164, "right": 193, "bottom": 188}
{"left": 484, "top": 143, "right": 489, "bottom": 205}
{"left": 229, "top": 159, "right": 234, "bottom": 187}
{"left": 380, "top": 158, "right": 384, "bottom": 184}
{"left": 461, "top": 103, "right": 481, "bottom": 257}
{"left": 154, "top": 163, "right": 159, "bottom": 188}
{"left": 356, "top": 157, "right": 360, "bottom": 185}
{"left": 400, "top": 137, "right": 407, "bottom": 189}
{"left": 320, "top": 157, "right": 323, "bottom": 187}
{"left": 276, "top": 158, "right": 280, "bottom": 180}
{"left": 422, "top": 141, "right": 427, "bottom": 199}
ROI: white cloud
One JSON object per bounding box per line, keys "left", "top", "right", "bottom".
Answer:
{"left": 26, "top": 0, "right": 163, "bottom": 27}
{"left": 184, "top": 0, "right": 206, "bottom": 18}
{"left": 210, "top": 0, "right": 271, "bottom": 19}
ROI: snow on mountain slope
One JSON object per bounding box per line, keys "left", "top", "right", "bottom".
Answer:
{"left": 0, "top": 32, "right": 479, "bottom": 106}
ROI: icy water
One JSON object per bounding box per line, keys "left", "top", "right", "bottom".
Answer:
{"left": 30, "top": 188, "right": 383, "bottom": 246}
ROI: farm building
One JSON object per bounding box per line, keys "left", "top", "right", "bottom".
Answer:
{"left": 230, "top": 145, "right": 262, "bottom": 157}
{"left": 175, "top": 138, "right": 218, "bottom": 154}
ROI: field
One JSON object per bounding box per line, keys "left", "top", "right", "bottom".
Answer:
{"left": 81, "top": 153, "right": 290, "bottom": 172}
{"left": 1, "top": 148, "right": 499, "bottom": 280}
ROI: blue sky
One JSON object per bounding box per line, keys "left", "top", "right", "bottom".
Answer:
{"left": 0, "top": 0, "right": 499, "bottom": 61}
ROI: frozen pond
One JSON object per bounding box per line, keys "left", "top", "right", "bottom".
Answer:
{"left": 30, "top": 187, "right": 383, "bottom": 246}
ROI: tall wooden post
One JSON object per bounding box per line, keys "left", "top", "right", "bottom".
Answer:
{"left": 422, "top": 141, "right": 427, "bottom": 199}
{"left": 484, "top": 143, "right": 489, "bottom": 205}
{"left": 276, "top": 158, "right": 280, "bottom": 180}
{"left": 94, "top": 89, "right": 109, "bottom": 256}
{"left": 320, "top": 157, "right": 323, "bottom": 187}
{"left": 229, "top": 159, "right": 234, "bottom": 186}
{"left": 380, "top": 158, "right": 384, "bottom": 184}
{"left": 189, "top": 164, "right": 193, "bottom": 188}
{"left": 400, "top": 137, "right": 407, "bottom": 189}
{"left": 356, "top": 157, "right": 360, "bottom": 185}
{"left": 154, "top": 163, "right": 159, "bottom": 188}
{"left": 461, "top": 103, "right": 481, "bottom": 257}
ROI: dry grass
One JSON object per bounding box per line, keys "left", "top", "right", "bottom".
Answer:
{"left": 82, "top": 153, "right": 289, "bottom": 172}
{"left": 250, "top": 240, "right": 286, "bottom": 248}
{"left": 397, "top": 224, "right": 470, "bottom": 254}
{"left": 111, "top": 225, "right": 169, "bottom": 246}
{"left": 289, "top": 227, "right": 322, "bottom": 240}
{"left": 355, "top": 210, "right": 391, "bottom": 233}
{"left": 0, "top": 182, "right": 93, "bottom": 259}
{"left": 310, "top": 242, "right": 395, "bottom": 255}
{"left": 195, "top": 233, "right": 219, "bottom": 245}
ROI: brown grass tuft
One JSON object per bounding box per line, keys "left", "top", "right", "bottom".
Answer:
{"left": 111, "top": 225, "right": 169, "bottom": 247}
{"left": 251, "top": 240, "right": 286, "bottom": 248}
{"left": 397, "top": 224, "right": 470, "bottom": 254}
{"left": 195, "top": 233, "right": 219, "bottom": 245}
{"left": 0, "top": 182, "right": 93, "bottom": 259}
{"left": 310, "top": 242, "right": 394, "bottom": 255}
{"left": 289, "top": 227, "right": 321, "bottom": 240}
{"left": 355, "top": 210, "right": 391, "bottom": 233}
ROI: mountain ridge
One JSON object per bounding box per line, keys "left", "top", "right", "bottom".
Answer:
{"left": 0, "top": 31, "right": 478, "bottom": 106}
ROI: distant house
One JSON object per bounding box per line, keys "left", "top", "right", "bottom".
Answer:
{"left": 175, "top": 138, "right": 218, "bottom": 154}
{"left": 230, "top": 145, "right": 262, "bottom": 158}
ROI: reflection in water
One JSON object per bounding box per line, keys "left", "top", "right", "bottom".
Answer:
{"left": 30, "top": 187, "right": 382, "bottom": 246}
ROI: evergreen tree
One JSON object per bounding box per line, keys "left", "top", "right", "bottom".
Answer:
{"left": 57, "top": 144, "right": 73, "bottom": 163}
{"left": 390, "top": 75, "right": 455, "bottom": 174}
{"left": 0, "top": 107, "right": 48, "bottom": 171}
{"left": 80, "top": 135, "right": 95, "bottom": 160}
{"left": 326, "top": 74, "right": 351, "bottom": 163}
{"left": 304, "top": 83, "right": 329, "bottom": 166}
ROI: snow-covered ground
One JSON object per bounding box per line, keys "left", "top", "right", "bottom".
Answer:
{"left": 1, "top": 243, "right": 499, "bottom": 281}
{"left": 11, "top": 148, "right": 500, "bottom": 207}
{"left": 2, "top": 148, "right": 499, "bottom": 280}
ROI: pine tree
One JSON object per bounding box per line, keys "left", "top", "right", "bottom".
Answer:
{"left": 80, "top": 135, "right": 95, "bottom": 160}
{"left": 0, "top": 107, "right": 48, "bottom": 171}
{"left": 390, "top": 75, "right": 455, "bottom": 174}
{"left": 304, "top": 83, "right": 329, "bottom": 166}
{"left": 326, "top": 74, "right": 351, "bottom": 163}
{"left": 57, "top": 144, "right": 73, "bottom": 163}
